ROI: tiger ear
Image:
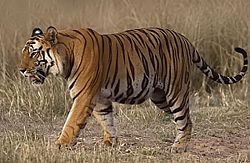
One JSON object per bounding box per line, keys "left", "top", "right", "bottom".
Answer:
{"left": 45, "top": 26, "right": 58, "bottom": 45}
{"left": 32, "top": 28, "right": 43, "bottom": 37}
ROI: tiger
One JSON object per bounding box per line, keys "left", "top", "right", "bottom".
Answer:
{"left": 19, "top": 26, "right": 248, "bottom": 153}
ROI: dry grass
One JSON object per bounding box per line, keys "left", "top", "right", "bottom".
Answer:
{"left": 0, "top": 0, "right": 249, "bottom": 162}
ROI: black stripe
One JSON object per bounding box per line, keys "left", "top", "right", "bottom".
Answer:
{"left": 127, "top": 55, "right": 135, "bottom": 80}
{"left": 110, "top": 44, "right": 119, "bottom": 88}
{"left": 178, "top": 121, "right": 189, "bottom": 131}
{"left": 153, "top": 73, "right": 158, "bottom": 87}
{"left": 86, "top": 29, "right": 102, "bottom": 88}
{"left": 129, "top": 88, "right": 147, "bottom": 104}
{"left": 133, "top": 42, "right": 143, "bottom": 60}
{"left": 114, "top": 80, "right": 120, "bottom": 96}
{"left": 165, "top": 56, "right": 172, "bottom": 95}
{"left": 242, "top": 65, "right": 247, "bottom": 72}
{"left": 41, "top": 51, "right": 45, "bottom": 58}
{"left": 174, "top": 107, "right": 189, "bottom": 122}
{"left": 136, "top": 89, "right": 150, "bottom": 104}
{"left": 149, "top": 48, "right": 156, "bottom": 71}
{"left": 121, "top": 33, "right": 134, "bottom": 46}
{"left": 46, "top": 48, "right": 52, "bottom": 60}
{"left": 171, "top": 90, "right": 189, "bottom": 114}
{"left": 211, "top": 69, "right": 219, "bottom": 80}
{"left": 30, "top": 37, "right": 40, "bottom": 41}
{"left": 147, "top": 29, "right": 161, "bottom": 45}
{"left": 221, "top": 76, "right": 230, "bottom": 84}
{"left": 127, "top": 31, "right": 146, "bottom": 48}
{"left": 159, "top": 39, "right": 168, "bottom": 90}
{"left": 137, "top": 29, "right": 157, "bottom": 49}
{"left": 234, "top": 75, "right": 242, "bottom": 81}
{"left": 113, "top": 34, "right": 126, "bottom": 64}
{"left": 105, "top": 78, "right": 110, "bottom": 89}
{"left": 170, "top": 55, "right": 178, "bottom": 94}
{"left": 141, "top": 55, "right": 150, "bottom": 77}
{"left": 125, "top": 32, "right": 147, "bottom": 63}
{"left": 120, "top": 98, "right": 127, "bottom": 103}
{"left": 69, "top": 68, "right": 82, "bottom": 90}
{"left": 192, "top": 53, "right": 200, "bottom": 63}
{"left": 126, "top": 70, "right": 134, "bottom": 97}
{"left": 160, "top": 30, "right": 174, "bottom": 63}
{"left": 161, "top": 30, "right": 173, "bottom": 93}
{"left": 134, "top": 30, "right": 147, "bottom": 46}
{"left": 199, "top": 59, "right": 207, "bottom": 71}
{"left": 115, "top": 93, "right": 124, "bottom": 102}
{"left": 59, "top": 32, "right": 81, "bottom": 42}
{"left": 98, "top": 105, "right": 113, "bottom": 115}
{"left": 72, "top": 30, "right": 87, "bottom": 41}
{"left": 183, "top": 38, "right": 192, "bottom": 62}
{"left": 72, "top": 76, "right": 93, "bottom": 100}
{"left": 141, "top": 75, "right": 148, "bottom": 90}
{"left": 45, "top": 65, "right": 51, "bottom": 75}
{"left": 68, "top": 30, "right": 87, "bottom": 83}
{"left": 229, "top": 77, "right": 237, "bottom": 83}
{"left": 156, "top": 45, "right": 161, "bottom": 72}
{"left": 103, "top": 35, "right": 113, "bottom": 88}
{"left": 137, "top": 30, "right": 157, "bottom": 72}
{"left": 28, "top": 41, "right": 36, "bottom": 45}
{"left": 38, "top": 46, "right": 43, "bottom": 51}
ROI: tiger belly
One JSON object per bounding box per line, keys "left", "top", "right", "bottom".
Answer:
{"left": 100, "top": 79, "right": 157, "bottom": 105}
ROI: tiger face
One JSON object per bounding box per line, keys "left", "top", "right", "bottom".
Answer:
{"left": 19, "top": 27, "right": 59, "bottom": 85}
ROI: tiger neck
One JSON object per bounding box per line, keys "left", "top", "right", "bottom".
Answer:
{"left": 53, "top": 34, "right": 75, "bottom": 80}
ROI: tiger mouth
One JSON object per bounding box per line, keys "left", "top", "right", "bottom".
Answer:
{"left": 29, "top": 70, "right": 46, "bottom": 85}
{"left": 29, "top": 75, "right": 43, "bottom": 84}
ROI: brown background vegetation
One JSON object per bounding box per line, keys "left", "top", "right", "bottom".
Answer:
{"left": 0, "top": 0, "right": 249, "bottom": 162}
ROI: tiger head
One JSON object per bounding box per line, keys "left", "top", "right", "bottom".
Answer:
{"left": 19, "top": 26, "right": 61, "bottom": 85}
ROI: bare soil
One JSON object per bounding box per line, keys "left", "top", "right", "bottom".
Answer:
{"left": 1, "top": 106, "right": 248, "bottom": 163}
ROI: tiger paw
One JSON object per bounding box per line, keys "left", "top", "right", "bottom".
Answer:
{"left": 170, "top": 141, "right": 188, "bottom": 153}
{"left": 103, "top": 130, "right": 117, "bottom": 147}
{"left": 103, "top": 136, "right": 118, "bottom": 147}
{"left": 55, "top": 137, "right": 76, "bottom": 150}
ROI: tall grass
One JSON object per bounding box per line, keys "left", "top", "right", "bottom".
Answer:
{"left": 0, "top": 0, "right": 248, "bottom": 116}
{"left": 0, "top": 0, "right": 249, "bottom": 162}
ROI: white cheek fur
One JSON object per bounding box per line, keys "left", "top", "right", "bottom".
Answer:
{"left": 46, "top": 50, "right": 62, "bottom": 76}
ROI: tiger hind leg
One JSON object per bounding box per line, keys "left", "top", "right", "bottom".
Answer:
{"left": 150, "top": 88, "right": 192, "bottom": 153}
{"left": 169, "top": 90, "right": 192, "bottom": 153}
{"left": 93, "top": 99, "right": 117, "bottom": 146}
{"left": 150, "top": 88, "right": 171, "bottom": 114}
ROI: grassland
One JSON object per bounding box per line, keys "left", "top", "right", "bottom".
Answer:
{"left": 0, "top": 0, "right": 249, "bottom": 162}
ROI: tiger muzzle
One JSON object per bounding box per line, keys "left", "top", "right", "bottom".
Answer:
{"left": 19, "top": 68, "right": 46, "bottom": 85}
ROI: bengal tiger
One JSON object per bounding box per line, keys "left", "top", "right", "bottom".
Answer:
{"left": 19, "top": 26, "right": 248, "bottom": 153}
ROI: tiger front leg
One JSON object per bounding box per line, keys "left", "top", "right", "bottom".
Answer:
{"left": 92, "top": 99, "right": 117, "bottom": 146}
{"left": 55, "top": 98, "right": 94, "bottom": 149}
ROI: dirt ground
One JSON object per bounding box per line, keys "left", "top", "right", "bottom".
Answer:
{"left": 0, "top": 105, "right": 249, "bottom": 162}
